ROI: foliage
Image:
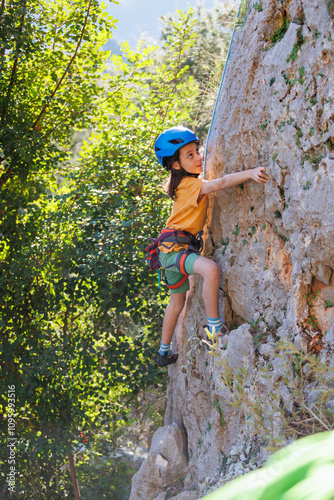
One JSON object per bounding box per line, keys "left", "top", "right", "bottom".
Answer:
{"left": 235, "top": 0, "right": 251, "bottom": 29}
{"left": 76, "top": 386, "right": 165, "bottom": 499}
{"left": 263, "top": 12, "right": 291, "bottom": 52}
{"left": 301, "top": 149, "right": 324, "bottom": 170}
{"left": 158, "top": 3, "right": 237, "bottom": 138}
{"left": 160, "top": 3, "right": 236, "bottom": 83}
{"left": 270, "top": 17, "right": 291, "bottom": 45}
{"left": 0, "top": 0, "right": 116, "bottom": 213}
{"left": 0, "top": 1, "right": 199, "bottom": 495}
{"left": 76, "top": 443, "right": 139, "bottom": 500}
{"left": 254, "top": 3, "right": 263, "bottom": 13}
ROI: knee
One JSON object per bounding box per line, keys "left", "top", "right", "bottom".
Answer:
{"left": 169, "top": 293, "right": 186, "bottom": 314}
{"left": 205, "top": 261, "right": 220, "bottom": 282}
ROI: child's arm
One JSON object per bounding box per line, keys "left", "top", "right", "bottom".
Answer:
{"left": 200, "top": 167, "right": 268, "bottom": 195}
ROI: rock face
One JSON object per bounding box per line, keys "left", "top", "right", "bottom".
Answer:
{"left": 208, "top": 0, "right": 334, "bottom": 336}
{"left": 130, "top": 423, "right": 188, "bottom": 500}
{"left": 130, "top": 1, "right": 334, "bottom": 498}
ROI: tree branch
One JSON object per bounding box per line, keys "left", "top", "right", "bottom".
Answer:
{"left": 1, "top": 0, "right": 27, "bottom": 120}
{"left": 0, "top": 166, "right": 13, "bottom": 189}
{"left": 0, "top": 0, "right": 6, "bottom": 24}
{"left": 40, "top": 81, "right": 128, "bottom": 142}
{"left": 32, "top": 0, "right": 93, "bottom": 130}
{"left": 68, "top": 452, "right": 81, "bottom": 500}
{"left": 0, "top": 0, "right": 26, "bottom": 189}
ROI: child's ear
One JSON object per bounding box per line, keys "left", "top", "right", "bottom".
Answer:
{"left": 172, "top": 160, "right": 181, "bottom": 171}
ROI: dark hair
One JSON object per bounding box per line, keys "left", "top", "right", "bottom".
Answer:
{"left": 164, "top": 150, "right": 187, "bottom": 200}
{"left": 163, "top": 141, "right": 200, "bottom": 200}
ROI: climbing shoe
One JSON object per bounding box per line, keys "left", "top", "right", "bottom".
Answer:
{"left": 157, "top": 352, "right": 178, "bottom": 367}
{"left": 217, "top": 324, "right": 230, "bottom": 336}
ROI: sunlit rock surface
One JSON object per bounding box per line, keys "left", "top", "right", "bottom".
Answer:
{"left": 130, "top": 1, "right": 334, "bottom": 498}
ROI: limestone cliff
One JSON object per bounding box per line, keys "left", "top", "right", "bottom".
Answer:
{"left": 130, "top": 1, "right": 334, "bottom": 498}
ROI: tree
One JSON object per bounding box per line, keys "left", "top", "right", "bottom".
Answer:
{"left": 159, "top": 2, "right": 237, "bottom": 137}
{"left": 0, "top": 1, "right": 199, "bottom": 496}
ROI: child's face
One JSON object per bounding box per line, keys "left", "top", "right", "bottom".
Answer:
{"left": 173, "top": 141, "right": 202, "bottom": 175}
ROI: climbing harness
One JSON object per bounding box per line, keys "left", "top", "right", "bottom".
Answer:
{"left": 203, "top": 1, "right": 243, "bottom": 179}
{"left": 146, "top": 229, "right": 203, "bottom": 290}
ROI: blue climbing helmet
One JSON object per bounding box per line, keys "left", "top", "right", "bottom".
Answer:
{"left": 154, "top": 126, "right": 199, "bottom": 169}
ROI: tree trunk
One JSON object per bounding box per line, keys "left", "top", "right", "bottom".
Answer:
{"left": 68, "top": 452, "right": 81, "bottom": 500}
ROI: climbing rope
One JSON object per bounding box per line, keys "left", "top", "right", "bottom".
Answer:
{"left": 203, "top": 0, "right": 243, "bottom": 178}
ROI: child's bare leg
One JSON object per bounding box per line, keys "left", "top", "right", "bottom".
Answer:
{"left": 161, "top": 291, "right": 186, "bottom": 347}
{"left": 157, "top": 292, "right": 186, "bottom": 366}
{"left": 193, "top": 256, "right": 220, "bottom": 318}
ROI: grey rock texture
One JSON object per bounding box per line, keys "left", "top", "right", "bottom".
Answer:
{"left": 130, "top": 1, "right": 334, "bottom": 499}
{"left": 208, "top": 0, "right": 334, "bottom": 337}
{"left": 130, "top": 423, "right": 188, "bottom": 500}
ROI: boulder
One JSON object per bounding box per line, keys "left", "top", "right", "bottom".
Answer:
{"left": 130, "top": 423, "right": 188, "bottom": 500}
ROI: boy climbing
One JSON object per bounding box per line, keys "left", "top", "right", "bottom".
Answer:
{"left": 150, "top": 126, "right": 268, "bottom": 367}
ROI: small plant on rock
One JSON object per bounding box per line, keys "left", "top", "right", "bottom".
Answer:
{"left": 306, "top": 289, "right": 320, "bottom": 306}
{"left": 307, "top": 314, "right": 319, "bottom": 330}
{"left": 286, "top": 27, "right": 305, "bottom": 63}
{"left": 270, "top": 16, "right": 291, "bottom": 45}
{"left": 325, "top": 137, "right": 334, "bottom": 151}
{"left": 301, "top": 150, "right": 324, "bottom": 170}
{"left": 327, "top": 0, "right": 334, "bottom": 19}
{"left": 221, "top": 236, "right": 230, "bottom": 256}
{"left": 219, "top": 452, "right": 228, "bottom": 473}
{"left": 295, "top": 125, "right": 303, "bottom": 148}
{"left": 283, "top": 71, "right": 293, "bottom": 87}
{"left": 298, "top": 66, "right": 305, "bottom": 84}
{"left": 254, "top": 330, "right": 267, "bottom": 346}
{"left": 250, "top": 317, "right": 262, "bottom": 332}
{"left": 214, "top": 398, "right": 226, "bottom": 428}
{"left": 232, "top": 224, "right": 240, "bottom": 237}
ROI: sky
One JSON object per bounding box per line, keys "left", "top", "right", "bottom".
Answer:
{"left": 103, "top": 0, "right": 220, "bottom": 49}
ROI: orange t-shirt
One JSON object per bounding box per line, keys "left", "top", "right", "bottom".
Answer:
{"left": 159, "top": 176, "right": 208, "bottom": 253}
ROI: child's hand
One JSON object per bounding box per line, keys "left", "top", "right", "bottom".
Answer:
{"left": 251, "top": 167, "right": 268, "bottom": 184}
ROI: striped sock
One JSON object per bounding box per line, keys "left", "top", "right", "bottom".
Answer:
{"left": 159, "top": 342, "right": 172, "bottom": 357}
{"left": 207, "top": 316, "right": 223, "bottom": 334}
